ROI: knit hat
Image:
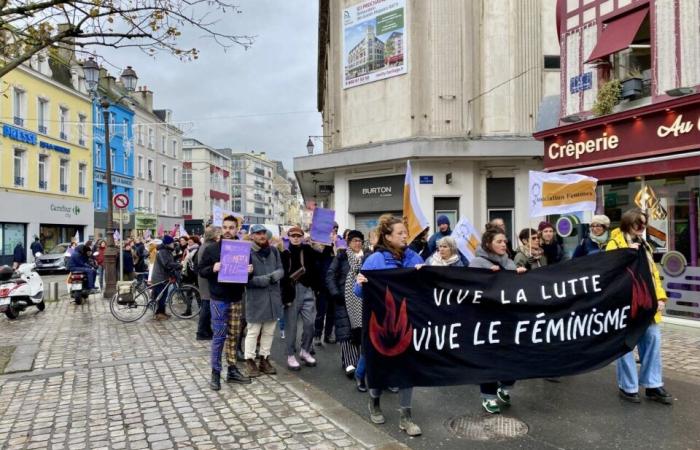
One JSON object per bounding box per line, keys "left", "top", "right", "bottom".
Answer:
{"left": 538, "top": 221, "right": 554, "bottom": 232}
{"left": 591, "top": 214, "right": 611, "bottom": 228}
{"left": 347, "top": 230, "right": 365, "bottom": 242}
{"left": 287, "top": 226, "right": 304, "bottom": 236}
{"left": 437, "top": 215, "right": 450, "bottom": 226}
{"left": 162, "top": 235, "right": 174, "bottom": 245}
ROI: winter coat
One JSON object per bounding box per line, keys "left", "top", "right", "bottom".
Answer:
{"left": 513, "top": 247, "right": 547, "bottom": 270}
{"left": 133, "top": 242, "right": 149, "bottom": 272}
{"left": 326, "top": 252, "right": 351, "bottom": 300}
{"left": 426, "top": 229, "right": 452, "bottom": 255}
{"left": 426, "top": 253, "right": 464, "bottom": 267}
{"left": 95, "top": 247, "right": 106, "bottom": 266}
{"left": 280, "top": 244, "right": 321, "bottom": 305}
{"left": 573, "top": 236, "right": 608, "bottom": 258}
{"left": 67, "top": 245, "right": 91, "bottom": 270}
{"left": 30, "top": 241, "right": 43, "bottom": 256}
{"left": 246, "top": 245, "right": 284, "bottom": 323}
{"left": 542, "top": 239, "right": 565, "bottom": 264}
{"left": 151, "top": 245, "right": 181, "bottom": 284}
{"left": 198, "top": 239, "right": 245, "bottom": 303}
{"left": 196, "top": 239, "right": 216, "bottom": 300}
{"left": 606, "top": 228, "right": 666, "bottom": 324}
{"left": 13, "top": 244, "right": 26, "bottom": 265}
{"left": 353, "top": 248, "right": 424, "bottom": 298}
{"left": 121, "top": 250, "right": 135, "bottom": 275}
{"left": 469, "top": 247, "right": 517, "bottom": 271}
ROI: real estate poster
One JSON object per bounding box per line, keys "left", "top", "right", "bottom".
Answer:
{"left": 343, "top": 0, "right": 407, "bottom": 89}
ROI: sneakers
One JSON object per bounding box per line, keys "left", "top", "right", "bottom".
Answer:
{"left": 482, "top": 399, "right": 501, "bottom": 414}
{"left": 399, "top": 408, "right": 422, "bottom": 436}
{"left": 324, "top": 335, "right": 336, "bottom": 344}
{"left": 368, "top": 397, "right": 385, "bottom": 424}
{"left": 280, "top": 329, "right": 285, "bottom": 339}
{"left": 496, "top": 387, "right": 511, "bottom": 406}
{"left": 196, "top": 334, "right": 213, "bottom": 341}
{"left": 287, "top": 355, "right": 301, "bottom": 371}
{"left": 618, "top": 388, "right": 641, "bottom": 403}
{"left": 355, "top": 376, "right": 367, "bottom": 393}
{"left": 258, "top": 357, "right": 277, "bottom": 375}
{"left": 210, "top": 370, "right": 221, "bottom": 391}
{"left": 299, "top": 350, "right": 317, "bottom": 367}
{"left": 387, "top": 386, "right": 399, "bottom": 393}
{"left": 226, "top": 365, "right": 251, "bottom": 384}
{"left": 313, "top": 336, "right": 323, "bottom": 346}
{"left": 345, "top": 365, "right": 356, "bottom": 378}
{"left": 244, "top": 359, "right": 261, "bottom": 378}
{"left": 645, "top": 387, "right": 673, "bottom": 405}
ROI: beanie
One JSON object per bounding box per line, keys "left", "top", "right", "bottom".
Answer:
{"left": 591, "top": 214, "right": 611, "bottom": 228}
{"left": 538, "top": 221, "right": 554, "bottom": 232}
{"left": 162, "top": 235, "right": 174, "bottom": 245}
{"left": 437, "top": 215, "right": 450, "bottom": 226}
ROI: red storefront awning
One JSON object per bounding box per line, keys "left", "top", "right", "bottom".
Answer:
{"left": 585, "top": 7, "right": 648, "bottom": 63}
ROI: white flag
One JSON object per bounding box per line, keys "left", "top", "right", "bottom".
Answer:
{"left": 74, "top": 230, "right": 80, "bottom": 242}
{"left": 403, "top": 161, "right": 430, "bottom": 243}
{"left": 529, "top": 171, "right": 598, "bottom": 218}
{"left": 452, "top": 217, "right": 482, "bottom": 261}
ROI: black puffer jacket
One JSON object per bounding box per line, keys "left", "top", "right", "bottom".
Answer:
{"left": 198, "top": 239, "right": 245, "bottom": 303}
{"left": 325, "top": 252, "right": 350, "bottom": 300}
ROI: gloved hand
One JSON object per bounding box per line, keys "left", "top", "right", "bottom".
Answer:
{"left": 527, "top": 256, "right": 539, "bottom": 265}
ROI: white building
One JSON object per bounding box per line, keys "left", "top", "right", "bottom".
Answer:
{"left": 295, "top": 0, "right": 560, "bottom": 240}
{"left": 131, "top": 87, "right": 183, "bottom": 236}
{"left": 182, "top": 138, "right": 232, "bottom": 233}
{"left": 228, "top": 151, "right": 276, "bottom": 225}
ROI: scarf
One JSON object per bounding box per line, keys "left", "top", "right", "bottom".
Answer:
{"left": 344, "top": 248, "right": 364, "bottom": 329}
{"left": 429, "top": 253, "right": 460, "bottom": 266}
{"left": 590, "top": 231, "right": 609, "bottom": 246}
{"left": 517, "top": 244, "right": 544, "bottom": 259}
{"left": 252, "top": 241, "right": 271, "bottom": 258}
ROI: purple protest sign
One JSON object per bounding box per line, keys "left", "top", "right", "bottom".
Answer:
{"left": 335, "top": 238, "right": 347, "bottom": 250}
{"left": 310, "top": 208, "right": 335, "bottom": 245}
{"left": 218, "top": 239, "right": 252, "bottom": 284}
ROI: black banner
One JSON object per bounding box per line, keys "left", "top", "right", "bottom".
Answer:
{"left": 362, "top": 249, "right": 656, "bottom": 388}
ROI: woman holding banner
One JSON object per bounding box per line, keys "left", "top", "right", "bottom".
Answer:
{"left": 514, "top": 228, "right": 547, "bottom": 270}
{"left": 573, "top": 215, "right": 611, "bottom": 257}
{"left": 426, "top": 236, "right": 464, "bottom": 267}
{"left": 469, "top": 225, "right": 527, "bottom": 414}
{"left": 606, "top": 208, "right": 673, "bottom": 405}
{"left": 355, "top": 214, "right": 423, "bottom": 437}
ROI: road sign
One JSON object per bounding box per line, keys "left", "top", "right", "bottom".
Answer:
{"left": 113, "top": 193, "right": 129, "bottom": 209}
{"left": 115, "top": 209, "right": 130, "bottom": 224}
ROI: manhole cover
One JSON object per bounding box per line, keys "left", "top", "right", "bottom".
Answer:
{"left": 446, "top": 414, "right": 528, "bottom": 441}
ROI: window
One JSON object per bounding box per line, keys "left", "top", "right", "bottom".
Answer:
{"left": 147, "top": 159, "right": 153, "bottom": 181}
{"left": 172, "top": 168, "right": 178, "bottom": 187}
{"left": 38, "top": 98, "right": 48, "bottom": 134}
{"left": 148, "top": 191, "right": 154, "bottom": 212}
{"left": 161, "top": 135, "right": 166, "bottom": 154}
{"left": 161, "top": 193, "right": 167, "bottom": 214}
{"left": 78, "top": 114, "right": 86, "bottom": 145}
{"left": 171, "top": 140, "right": 177, "bottom": 158}
{"left": 96, "top": 144, "right": 102, "bottom": 169}
{"left": 13, "top": 88, "right": 25, "bottom": 126}
{"left": 172, "top": 196, "right": 178, "bottom": 215}
{"left": 122, "top": 119, "right": 129, "bottom": 139}
{"left": 123, "top": 151, "right": 128, "bottom": 174}
{"left": 111, "top": 150, "right": 116, "bottom": 171}
{"left": 182, "top": 199, "right": 192, "bottom": 215}
{"left": 95, "top": 184, "right": 103, "bottom": 209}
{"left": 148, "top": 128, "right": 154, "bottom": 149}
{"left": 136, "top": 124, "right": 143, "bottom": 145}
{"left": 183, "top": 149, "right": 192, "bottom": 161}
{"left": 161, "top": 164, "right": 167, "bottom": 185}
{"left": 59, "top": 107, "right": 69, "bottom": 140}
{"left": 13, "top": 149, "right": 25, "bottom": 186}
{"left": 109, "top": 112, "right": 116, "bottom": 136}
{"left": 137, "top": 156, "right": 144, "bottom": 178}
{"left": 544, "top": 55, "right": 561, "bottom": 70}
{"left": 78, "top": 164, "right": 86, "bottom": 195}
{"left": 137, "top": 189, "right": 144, "bottom": 209}
{"left": 59, "top": 159, "right": 69, "bottom": 193}
{"left": 182, "top": 168, "right": 192, "bottom": 188}
{"left": 37, "top": 155, "right": 48, "bottom": 190}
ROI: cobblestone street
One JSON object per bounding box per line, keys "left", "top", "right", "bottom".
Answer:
{"left": 0, "top": 294, "right": 400, "bottom": 450}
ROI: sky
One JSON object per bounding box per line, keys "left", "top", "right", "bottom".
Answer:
{"left": 99, "top": 0, "right": 322, "bottom": 173}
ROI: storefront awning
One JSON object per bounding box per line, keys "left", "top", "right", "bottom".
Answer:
{"left": 584, "top": 7, "right": 648, "bottom": 63}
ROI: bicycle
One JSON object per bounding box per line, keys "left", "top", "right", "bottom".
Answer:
{"left": 110, "top": 275, "right": 201, "bottom": 323}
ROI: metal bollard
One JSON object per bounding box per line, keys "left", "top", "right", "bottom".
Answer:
{"left": 50, "top": 282, "right": 59, "bottom": 301}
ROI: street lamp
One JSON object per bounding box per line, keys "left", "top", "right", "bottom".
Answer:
{"left": 306, "top": 135, "right": 331, "bottom": 155}
{"left": 83, "top": 56, "right": 138, "bottom": 298}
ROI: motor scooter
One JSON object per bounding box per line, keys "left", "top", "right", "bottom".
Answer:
{"left": 68, "top": 271, "right": 93, "bottom": 305}
{"left": 0, "top": 264, "right": 45, "bottom": 320}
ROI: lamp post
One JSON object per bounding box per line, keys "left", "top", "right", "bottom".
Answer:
{"left": 83, "top": 57, "right": 138, "bottom": 298}
{"left": 306, "top": 135, "right": 331, "bottom": 155}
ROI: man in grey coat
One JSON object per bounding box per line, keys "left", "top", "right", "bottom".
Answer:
{"left": 196, "top": 222, "right": 219, "bottom": 340}
{"left": 244, "top": 224, "right": 284, "bottom": 377}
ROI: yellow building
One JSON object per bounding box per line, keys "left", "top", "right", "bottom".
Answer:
{"left": 0, "top": 53, "right": 94, "bottom": 264}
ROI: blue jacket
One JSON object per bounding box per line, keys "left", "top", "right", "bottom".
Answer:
{"left": 13, "top": 244, "right": 26, "bottom": 264}
{"left": 353, "top": 248, "right": 424, "bottom": 298}
{"left": 68, "top": 246, "right": 91, "bottom": 270}
{"left": 426, "top": 229, "right": 451, "bottom": 255}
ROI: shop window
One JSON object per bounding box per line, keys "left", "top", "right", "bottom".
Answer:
{"left": 2, "top": 223, "right": 26, "bottom": 258}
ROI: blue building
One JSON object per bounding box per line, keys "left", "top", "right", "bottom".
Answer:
{"left": 92, "top": 100, "right": 135, "bottom": 236}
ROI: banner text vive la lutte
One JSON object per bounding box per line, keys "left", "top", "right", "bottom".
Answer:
{"left": 361, "top": 249, "right": 657, "bottom": 388}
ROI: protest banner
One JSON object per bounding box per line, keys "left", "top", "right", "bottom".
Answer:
{"left": 403, "top": 160, "right": 430, "bottom": 243}
{"left": 529, "top": 170, "right": 598, "bottom": 217}
{"left": 264, "top": 224, "right": 280, "bottom": 238}
{"left": 212, "top": 205, "right": 243, "bottom": 227}
{"left": 362, "top": 249, "right": 656, "bottom": 388}
{"left": 452, "top": 216, "right": 481, "bottom": 261}
{"left": 310, "top": 208, "right": 335, "bottom": 245}
{"left": 218, "top": 239, "right": 252, "bottom": 284}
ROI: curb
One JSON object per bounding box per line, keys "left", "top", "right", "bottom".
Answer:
{"left": 277, "top": 370, "right": 410, "bottom": 450}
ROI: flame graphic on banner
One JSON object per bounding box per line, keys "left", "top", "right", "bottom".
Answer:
{"left": 369, "top": 288, "right": 413, "bottom": 357}
{"left": 626, "top": 268, "right": 653, "bottom": 319}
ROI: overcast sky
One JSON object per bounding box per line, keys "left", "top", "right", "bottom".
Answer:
{"left": 100, "top": 0, "right": 321, "bottom": 173}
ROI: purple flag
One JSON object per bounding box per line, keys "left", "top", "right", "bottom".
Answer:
{"left": 310, "top": 208, "right": 335, "bottom": 245}
{"left": 218, "top": 239, "right": 252, "bottom": 284}
{"left": 113, "top": 230, "right": 121, "bottom": 242}
{"left": 282, "top": 237, "right": 290, "bottom": 251}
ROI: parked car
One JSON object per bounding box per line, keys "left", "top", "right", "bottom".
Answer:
{"left": 34, "top": 243, "right": 73, "bottom": 273}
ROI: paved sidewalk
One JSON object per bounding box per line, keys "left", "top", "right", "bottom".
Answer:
{"left": 0, "top": 296, "right": 403, "bottom": 450}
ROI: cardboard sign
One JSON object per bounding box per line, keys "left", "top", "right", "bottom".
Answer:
{"left": 218, "top": 239, "right": 252, "bottom": 284}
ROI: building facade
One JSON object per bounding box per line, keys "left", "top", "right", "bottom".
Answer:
{"left": 182, "top": 138, "right": 232, "bottom": 233}
{"left": 271, "top": 161, "right": 302, "bottom": 226}
{"left": 295, "top": 0, "right": 560, "bottom": 240}
{"left": 0, "top": 51, "right": 94, "bottom": 264}
{"left": 229, "top": 151, "right": 276, "bottom": 225}
{"left": 535, "top": 0, "right": 700, "bottom": 323}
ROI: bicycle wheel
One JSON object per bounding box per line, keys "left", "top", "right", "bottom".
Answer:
{"left": 168, "top": 285, "right": 201, "bottom": 319}
{"left": 110, "top": 287, "right": 150, "bottom": 322}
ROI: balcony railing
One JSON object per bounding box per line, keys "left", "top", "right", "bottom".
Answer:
{"left": 60, "top": 132, "right": 68, "bottom": 140}
{"left": 60, "top": 184, "right": 68, "bottom": 192}
{"left": 14, "top": 176, "right": 24, "bottom": 186}
{"left": 39, "top": 180, "right": 48, "bottom": 190}
{"left": 13, "top": 117, "right": 24, "bottom": 126}
{"left": 38, "top": 125, "right": 47, "bottom": 134}
{"left": 79, "top": 139, "right": 85, "bottom": 146}
{"left": 254, "top": 167, "right": 265, "bottom": 176}
{"left": 79, "top": 187, "right": 86, "bottom": 195}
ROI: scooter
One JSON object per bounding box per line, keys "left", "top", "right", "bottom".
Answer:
{"left": 68, "top": 271, "right": 92, "bottom": 305}
{"left": 0, "top": 264, "right": 45, "bottom": 320}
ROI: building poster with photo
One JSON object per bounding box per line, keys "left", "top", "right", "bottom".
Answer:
{"left": 343, "top": 0, "right": 407, "bottom": 89}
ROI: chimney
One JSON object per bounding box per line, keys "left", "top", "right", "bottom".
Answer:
{"left": 56, "top": 24, "right": 76, "bottom": 63}
{"left": 105, "top": 74, "right": 116, "bottom": 94}
{"left": 137, "top": 86, "right": 153, "bottom": 111}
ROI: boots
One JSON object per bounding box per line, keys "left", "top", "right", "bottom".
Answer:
{"left": 399, "top": 408, "right": 422, "bottom": 436}
{"left": 244, "top": 359, "right": 261, "bottom": 378}
{"left": 258, "top": 357, "right": 277, "bottom": 375}
{"left": 368, "top": 397, "right": 385, "bottom": 424}
{"left": 210, "top": 370, "right": 221, "bottom": 391}
{"left": 226, "top": 365, "right": 251, "bottom": 384}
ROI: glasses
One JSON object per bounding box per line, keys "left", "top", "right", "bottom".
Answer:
{"left": 590, "top": 224, "right": 605, "bottom": 229}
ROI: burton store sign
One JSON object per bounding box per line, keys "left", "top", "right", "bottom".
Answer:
{"left": 361, "top": 249, "right": 657, "bottom": 388}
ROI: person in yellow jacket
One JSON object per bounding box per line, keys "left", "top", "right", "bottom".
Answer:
{"left": 606, "top": 208, "right": 672, "bottom": 405}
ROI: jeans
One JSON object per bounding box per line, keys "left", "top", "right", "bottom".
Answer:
{"left": 356, "top": 354, "right": 366, "bottom": 381}
{"left": 284, "top": 284, "right": 316, "bottom": 356}
{"left": 617, "top": 324, "right": 663, "bottom": 392}
{"left": 245, "top": 321, "right": 276, "bottom": 359}
{"left": 97, "top": 266, "right": 104, "bottom": 289}
{"left": 152, "top": 282, "right": 167, "bottom": 314}
{"left": 197, "top": 299, "right": 213, "bottom": 338}
{"left": 480, "top": 381, "right": 516, "bottom": 400}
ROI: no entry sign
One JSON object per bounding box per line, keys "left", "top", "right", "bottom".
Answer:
{"left": 113, "top": 193, "right": 129, "bottom": 209}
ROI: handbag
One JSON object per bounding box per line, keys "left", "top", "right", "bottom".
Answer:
{"left": 289, "top": 250, "right": 306, "bottom": 282}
